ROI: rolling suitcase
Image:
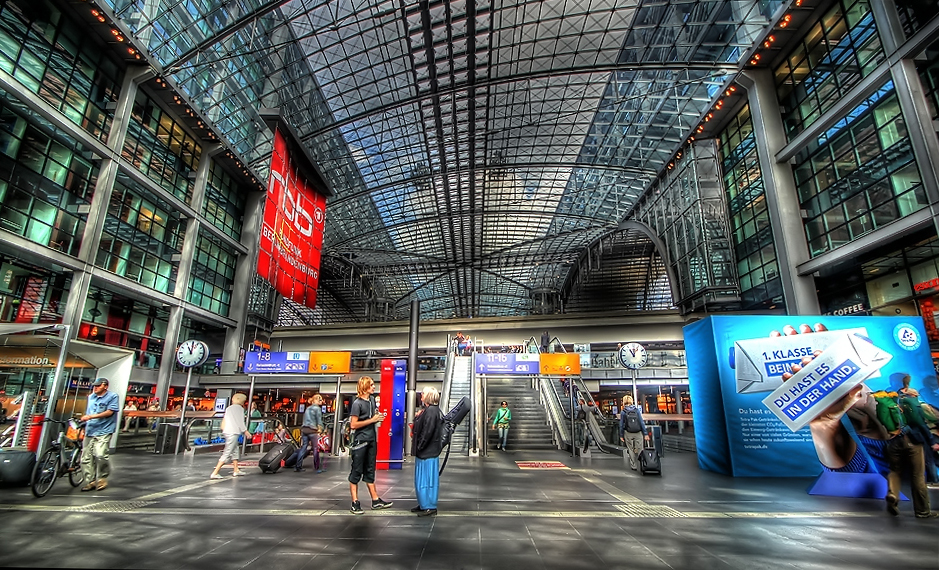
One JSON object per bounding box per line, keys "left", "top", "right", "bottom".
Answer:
{"left": 0, "top": 447, "right": 36, "bottom": 486}
{"left": 638, "top": 445, "right": 661, "bottom": 476}
{"left": 258, "top": 442, "right": 297, "bottom": 474}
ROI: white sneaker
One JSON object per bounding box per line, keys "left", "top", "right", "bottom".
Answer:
{"left": 232, "top": 471, "right": 247, "bottom": 477}
{"left": 210, "top": 474, "right": 225, "bottom": 480}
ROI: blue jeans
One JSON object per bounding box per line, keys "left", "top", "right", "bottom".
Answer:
{"left": 296, "top": 432, "right": 315, "bottom": 468}
{"left": 497, "top": 426, "right": 509, "bottom": 449}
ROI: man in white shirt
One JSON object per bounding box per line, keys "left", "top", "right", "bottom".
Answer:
{"left": 209, "top": 393, "right": 252, "bottom": 479}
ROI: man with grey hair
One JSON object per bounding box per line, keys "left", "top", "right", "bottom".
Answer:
{"left": 210, "top": 393, "right": 252, "bottom": 479}
{"left": 410, "top": 386, "right": 443, "bottom": 516}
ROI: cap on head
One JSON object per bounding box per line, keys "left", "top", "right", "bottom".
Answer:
{"left": 92, "top": 378, "right": 109, "bottom": 387}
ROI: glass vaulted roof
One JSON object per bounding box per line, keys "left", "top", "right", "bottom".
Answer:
{"left": 106, "top": 0, "right": 782, "bottom": 321}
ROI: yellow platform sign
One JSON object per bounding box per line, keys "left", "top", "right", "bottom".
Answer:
{"left": 308, "top": 351, "right": 351, "bottom": 373}
{"left": 539, "top": 353, "right": 581, "bottom": 375}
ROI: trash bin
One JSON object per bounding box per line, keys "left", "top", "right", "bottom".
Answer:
{"left": 154, "top": 423, "right": 179, "bottom": 454}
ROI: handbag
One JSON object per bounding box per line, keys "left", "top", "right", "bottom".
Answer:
{"left": 317, "top": 434, "right": 331, "bottom": 452}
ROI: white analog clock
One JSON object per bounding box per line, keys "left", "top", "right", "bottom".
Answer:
{"left": 618, "top": 342, "right": 647, "bottom": 370}
{"left": 176, "top": 339, "right": 209, "bottom": 368}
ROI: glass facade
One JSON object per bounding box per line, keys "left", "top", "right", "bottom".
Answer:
{"left": 775, "top": 0, "right": 884, "bottom": 139}
{"left": 0, "top": 0, "right": 119, "bottom": 143}
{"left": 96, "top": 177, "right": 184, "bottom": 294}
{"left": 793, "top": 82, "right": 927, "bottom": 256}
{"left": 0, "top": 99, "right": 94, "bottom": 256}
{"left": 0, "top": 255, "right": 69, "bottom": 323}
{"left": 718, "top": 105, "right": 782, "bottom": 310}
{"left": 125, "top": 91, "right": 202, "bottom": 204}
{"left": 203, "top": 161, "right": 245, "bottom": 241}
{"left": 77, "top": 286, "right": 169, "bottom": 369}
{"left": 188, "top": 233, "right": 236, "bottom": 316}
{"left": 918, "top": 39, "right": 939, "bottom": 121}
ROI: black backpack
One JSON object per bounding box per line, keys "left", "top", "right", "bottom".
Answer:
{"left": 624, "top": 407, "right": 641, "bottom": 433}
{"left": 440, "top": 396, "right": 471, "bottom": 448}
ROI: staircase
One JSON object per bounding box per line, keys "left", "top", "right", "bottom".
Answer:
{"left": 486, "top": 377, "right": 555, "bottom": 451}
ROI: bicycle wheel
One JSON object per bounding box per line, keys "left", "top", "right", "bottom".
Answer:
{"left": 67, "top": 446, "right": 84, "bottom": 487}
{"left": 31, "top": 448, "right": 60, "bottom": 498}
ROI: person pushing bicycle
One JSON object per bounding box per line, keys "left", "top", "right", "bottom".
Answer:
{"left": 80, "top": 378, "right": 119, "bottom": 492}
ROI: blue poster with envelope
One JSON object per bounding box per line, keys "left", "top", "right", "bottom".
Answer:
{"left": 684, "top": 315, "right": 937, "bottom": 480}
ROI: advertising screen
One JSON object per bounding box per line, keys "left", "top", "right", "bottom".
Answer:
{"left": 258, "top": 128, "right": 326, "bottom": 308}
{"left": 685, "top": 315, "right": 937, "bottom": 479}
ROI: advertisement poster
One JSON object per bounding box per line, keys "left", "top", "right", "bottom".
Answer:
{"left": 377, "top": 359, "right": 406, "bottom": 470}
{"left": 257, "top": 128, "right": 327, "bottom": 309}
{"left": 684, "top": 315, "right": 937, "bottom": 478}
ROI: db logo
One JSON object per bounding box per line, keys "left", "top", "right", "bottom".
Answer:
{"left": 270, "top": 169, "right": 314, "bottom": 238}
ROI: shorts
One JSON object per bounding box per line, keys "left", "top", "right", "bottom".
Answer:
{"left": 348, "top": 438, "right": 377, "bottom": 484}
{"left": 219, "top": 433, "right": 241, "bottom": 464}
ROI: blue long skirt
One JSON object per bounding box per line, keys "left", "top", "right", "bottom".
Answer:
{"left": 414, "top": 456, "right": 439, "bottom": 510}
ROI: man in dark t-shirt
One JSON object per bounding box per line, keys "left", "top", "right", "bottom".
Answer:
{"left": 347, "top": 376, "right": 393, "bottom": 514}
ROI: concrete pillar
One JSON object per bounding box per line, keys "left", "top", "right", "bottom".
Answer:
{"left": 739, "top": 69, "right": 820, "bottom": 314}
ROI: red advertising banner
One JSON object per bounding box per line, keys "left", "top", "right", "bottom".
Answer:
{"left": 258, "top": 128, "right": 326, "bottom": 308}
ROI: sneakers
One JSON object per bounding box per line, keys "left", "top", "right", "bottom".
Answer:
{"left": 316, "top": 469, "right": 326, "bottom": 473}
{"left": 371, "top": 498, "right": 394, "bottom": 510}
{"left": 410, "top": 505, "right": 424, "bottom": 513}
{"left": 81, "top": 481, "right": 97, "bottom": 492}
{"left": 350, "top": 501, "right": 364, "bottom": 515}
{"left": 210, "top": 474, "right": 225, "bottom": 480}
{"left": 95, "top": 480, "right": 108, "bottom": 491}
{"left": 915, "top": 511, "right": 939, "bottom": 519}
{"left": 232, "top": 471, "right": 247, "bottom": 477}
{"left": 417, "top": 508, "right": 437, "bottom": 517}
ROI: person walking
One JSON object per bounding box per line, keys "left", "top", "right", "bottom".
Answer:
{"left": 411, "top": 386, "right": 443, "bottom": 517}
{"left": 619, "top": 394, "right": 648, "bottom": 471}
{"left": 209, "top": 393, "right": 252, "bottom": 479}
{"left": 248, "top": 401, "right": 262, "bottom": 435}
{"left": 296, "top": 394, "right": 325, "bottom": 472}
{"left": 348, "top": 377, "right": 393, "bottom": 514}
{"left": 79, "top": 378, "right": 120, "bottom": 491}
{"left": 492, "top": 401, "right": 511, "bottom": 451}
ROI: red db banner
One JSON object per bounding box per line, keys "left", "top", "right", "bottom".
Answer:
{"left": 258, "top": 128, "right": 326, "bottom": 308}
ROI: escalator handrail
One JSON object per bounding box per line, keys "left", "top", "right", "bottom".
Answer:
{"left": 538, "top": 377, "right": 570, "bottom": 445}
{"left": 572, "top": 376, "right": 608, "bottom": 421}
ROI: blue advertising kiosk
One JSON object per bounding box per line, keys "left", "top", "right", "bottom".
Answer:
{"left": 684, "top": 315, "right": 937, "bottom": 497}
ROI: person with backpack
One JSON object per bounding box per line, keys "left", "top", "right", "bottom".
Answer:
{"left": 491, "top": 401, "right": 512, "bottom": 451}
{"left": 619, "top": 394, "right": 648, "bottom": 470}
{"left": 410, "top": 386, "right": 443, "bottom": 517}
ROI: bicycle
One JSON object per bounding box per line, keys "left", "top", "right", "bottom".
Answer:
{"left": 30, "top": 417, "right": 85, "bottom": 498}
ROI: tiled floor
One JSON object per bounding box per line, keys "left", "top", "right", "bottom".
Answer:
{"left": 0, "top": 447, "right": 936, "bottom": 569}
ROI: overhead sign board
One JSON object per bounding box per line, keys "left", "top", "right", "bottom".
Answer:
{"left": 244, "top": 351, "right": 310, "bottom": 373}
{"left": 244, "top": 351, "right": 352, "bottom": 374}
{"left": 540, "top": 353, "right": 581, "bottom": 375}
{"left": 474, "top": 353, "right": 540, "bottom": 374}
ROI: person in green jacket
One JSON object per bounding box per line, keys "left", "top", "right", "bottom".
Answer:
{"left": 248, "top": 402, "right": 262, "bottom": 434}
{"left": 492, "top": 401, "right": 512, "bottom": 451}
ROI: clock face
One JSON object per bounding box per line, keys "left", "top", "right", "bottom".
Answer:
{"left": 176, "top": 340, "right": 209, "bottom": 368}
{"left": 618, "top": 342, "right": 647, "bottom": 369}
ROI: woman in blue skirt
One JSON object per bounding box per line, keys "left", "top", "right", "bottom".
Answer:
{"left": 411, "top": 386, "right": 443, "bottom": 516}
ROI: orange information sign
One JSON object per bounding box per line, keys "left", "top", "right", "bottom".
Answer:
{"left": 539, "top": 353, "right": 581, "bottom": 375}
{"left": 308, "top": 351, "right": 351, "bottom": 373}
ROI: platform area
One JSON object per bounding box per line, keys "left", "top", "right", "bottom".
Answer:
{"left": 0, "top": 448, "right": 936, "bottom": 569}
